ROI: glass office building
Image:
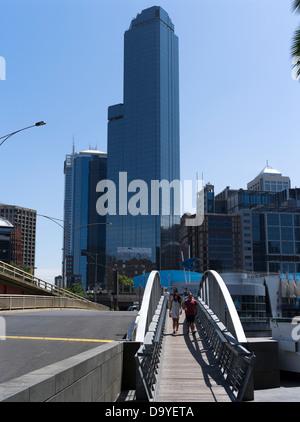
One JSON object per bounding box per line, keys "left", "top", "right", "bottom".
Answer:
{"left": 252, "top": 211, "right": 300, "bottom": 273}
{"left": 64, "top": 149, "right": 107, "bottom": 290}
{"left": 180, "top": 214, "right": 241, "bottom": 273}
{"left": 106, "top": 6, "right": 180, "bottom": 280}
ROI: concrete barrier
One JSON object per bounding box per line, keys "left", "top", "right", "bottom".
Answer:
{"left": 247, "top": 337, "right": 280, "bottom": 390}
{"left": 0, "top": 341, "right": 124, "bottom": 402}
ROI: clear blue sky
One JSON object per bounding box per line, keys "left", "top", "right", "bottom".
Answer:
{"left": 0, "top": 0, "right": 299, "bottom": 283}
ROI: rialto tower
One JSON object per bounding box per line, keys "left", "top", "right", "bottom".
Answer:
{"left": 105, "top": 6, "right": 180, "bottom": 278}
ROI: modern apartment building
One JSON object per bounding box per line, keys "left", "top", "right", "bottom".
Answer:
{"left": 63, "top": 149, "right": 107, "bottom": 290}
{"left": 0, "top": 204, "right": 36, "bottom": 269}
{"left": 106, "top": 6, "right": 180, "bottom": 282}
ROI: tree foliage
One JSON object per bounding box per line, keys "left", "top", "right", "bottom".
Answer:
{"left": 66, "top": 283, "right": 86, "bottom": 297}
{"left": 10, "top": 261, "right": 33, "bottom": 274}
{"left": 118, "top": 274, "right": 134, "bottom": 292}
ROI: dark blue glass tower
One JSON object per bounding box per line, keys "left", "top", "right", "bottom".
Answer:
{"left": 106, "top": 6, "right": 180, "bottom": 279}
{"left": 64, "top": 149, "right": 107, "bottom": 291}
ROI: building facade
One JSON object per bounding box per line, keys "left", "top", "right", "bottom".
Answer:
{"left": 63, "top": 149, "right": 107, "bottom": 290}
{"left": 105, "top": 6, "right": 180, "bottom": 284}
{"left": 0, "top": 204, "right": 36, "bottom": 269}
{"left": 247, "top": 164, "right": 290, "bottom": 192}
{"left": 180, "top": 213, "right": 242, "bottom": 273}
{"left": 181, "top": 180, "right": 300, "bottom": 275}
{"left": 0, "top": 217, "right": 14, "bottom": 264}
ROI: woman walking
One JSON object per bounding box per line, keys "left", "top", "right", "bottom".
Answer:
{"left": 169, "top": 292, "right": 182, "bottom": 334}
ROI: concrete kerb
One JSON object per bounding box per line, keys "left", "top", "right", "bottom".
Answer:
{"left": 0, "top": 341, "right": 124, "bottom": 402}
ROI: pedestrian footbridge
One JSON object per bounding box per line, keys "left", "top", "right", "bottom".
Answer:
{"left": 131, "top": 270, "right": 255, "bottom": 402}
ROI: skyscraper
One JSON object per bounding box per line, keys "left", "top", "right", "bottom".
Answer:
{"left": 63, "top": 148, "right": 107, "bottom": 290}
{"left": 105, "top": 6, "right": 180, "bottom": 280}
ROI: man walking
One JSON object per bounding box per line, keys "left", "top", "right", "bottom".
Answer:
{"left": 184, "top": 291, "right": 197, "bottom": 334}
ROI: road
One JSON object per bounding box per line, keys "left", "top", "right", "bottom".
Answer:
{"left": 0, "top": 309, "right": 137, "bottom": 383}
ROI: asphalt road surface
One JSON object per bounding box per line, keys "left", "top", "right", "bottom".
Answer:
{"left": 0, "top": 309, "right": 137, "bottom": 383}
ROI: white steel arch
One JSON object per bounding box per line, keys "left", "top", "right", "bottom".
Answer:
{"left": 198, "top": 270, "right": 247, "bottom": 344}
{"left": 134, "top": 271, "right": 162, "bottom": 343}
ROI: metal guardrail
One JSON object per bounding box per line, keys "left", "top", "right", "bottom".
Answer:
{"left": 0, "top": 261, "right": 106, "bottom": 310}
{"left": 135, "top": 295, "right": 167, "bottom": 401}
{"left": 0, "top": 294, "right": 108, "bottom": 311}
{"left": 0, "top": 261, "right": 57, "bottom": 293}
{"left": 196, "top": 297, "right": 255, "bottom": 402}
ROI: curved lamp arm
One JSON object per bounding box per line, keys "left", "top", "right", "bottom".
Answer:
{"left": 0, "top": 121, "right": 46, "bottom": 147}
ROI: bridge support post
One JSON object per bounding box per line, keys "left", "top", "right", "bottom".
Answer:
{"left": 121, "top": 341, "right": 141, "bottom": 391}
{"left": 241, "top": 370, "right": 254, "bottom": 401}
{"left": 135, "top": 355, "right": 149, "bottom": 401}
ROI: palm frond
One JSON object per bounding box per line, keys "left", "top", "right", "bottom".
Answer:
{"left": 292, "top": 0, "right": 300, "bottom": 13}
{"left": 291, "top": 28, "right": 300, "bottom": 57}
{"left": 291, "top": 1, "right": 300, "bottom": 79}
{"left": 291, "top": 28, "right": 300, "bottom": 79}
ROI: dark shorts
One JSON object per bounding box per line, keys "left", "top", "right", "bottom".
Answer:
{"left": 186, "top": 314, "right": 195, "bottom": 323}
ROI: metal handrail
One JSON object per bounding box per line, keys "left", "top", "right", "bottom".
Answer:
{"left": 135, "top": 295, "right": 167, "bottom": 401}
{"left": 134, "top": 271, "right": 162, "bottom": 342}
{"left": 198, "top": 270, "right": 247, "bottom": 343}
{"left": 0, "top": 294, "right": 108, "bottom": 311}
{"left": 196, "top": 297, "right": 255, "bottom": 401}
{"left": 0, "top": 261, "right": 97, "bottom": 306}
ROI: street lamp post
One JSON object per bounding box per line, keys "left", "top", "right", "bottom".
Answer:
{"left": 72, "top": 222, "right": 112, "bottom": 290}
{"left": 0, "top": 121, "right": 46, "bottom": 147}
{"left": 37, "top": 214, "right": 111, "bottom": 288}
{"left": 81, "top": 250, "right": 104, "bottom": 290}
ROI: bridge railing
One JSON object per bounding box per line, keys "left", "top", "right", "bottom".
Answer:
{"left": 0, "top": 261, "right": 107, "bottom": 310}
{"left": 131, "top": 271, "right": 162, "bottom": 343}
{"left": 198, "top": 270, "right": 247, "bottom": 343}
{"left": 132, "top": 269, "right": 255, "bottom": 402}
{"left": 0, "top": 294, "right": 108, "bottom": 311}
{"left": 135, "top": 295, "right": 167, "bottom": 401}
{"left": 197, "top": 270, "right": 255, "bottom": 401}
{"left": 0, "top": 261, "right": 57, "bottom": 293}
{"left": 130, "top": 271, "right": 167, "bottom": 401}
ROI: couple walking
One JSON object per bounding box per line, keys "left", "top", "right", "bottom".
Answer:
{"left": 169, "top": 290, "right": 197, "bottom": 335}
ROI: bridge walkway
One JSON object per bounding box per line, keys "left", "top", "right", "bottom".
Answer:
{"left": 154, "top": 311, "right": 232, "bottom": 402}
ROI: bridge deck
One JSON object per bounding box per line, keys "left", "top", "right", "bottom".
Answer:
{"left": 154, "top": 312, "right": 232, "bottom": 402}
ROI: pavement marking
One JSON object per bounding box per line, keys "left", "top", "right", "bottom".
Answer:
{"left": 3, "top": 336, "right": 114, "bottom": 343}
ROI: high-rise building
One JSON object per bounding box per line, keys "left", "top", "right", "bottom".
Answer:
{"left": 181, "top": 177, "right": 300, "bottom": 275}
{"left": 247, "top": 164, "right": 290, "bottom": 192}
{"left": 180, "top": 213, "right": 242, "bottom": 273}
{"left": 0, "top": 204, "right": 36, "bottom": 269}
{"left": 63, "top": 149, "right": 107, "bottom": 290}
{"left": 106, "top": 6, "right": 180, "bottom": 282}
